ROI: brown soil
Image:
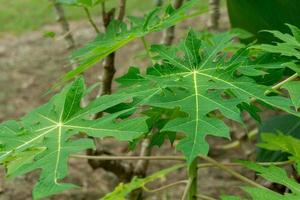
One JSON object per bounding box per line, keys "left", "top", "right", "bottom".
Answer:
{"left": 0, "top": 10, "right": 259, "bottom": 200}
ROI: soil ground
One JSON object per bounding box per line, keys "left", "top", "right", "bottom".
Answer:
{"left": 0, "top": 10, "right": 260, "bottom": 200}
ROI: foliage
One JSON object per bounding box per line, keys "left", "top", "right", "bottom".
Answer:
{"left": 1, "top": 26, "right": 300, "bottom": 198}
{"left": 1, "top": 0, "right": 300, "bottom": 197}
{"left": 256, "top": 115, "right": 300, "bottom": 162}
{"left": 62, "top": 0, "right": 205, "bottom": 82}
{"left": 0, "top": 77, "right": 148, "bottom": 199}
{"left": 110, "top": 30, "right": 300, "bottom": 164}
{"left": 226, "top": 0, "right": 300, "bottom": 43}
{"left": 258, "top": 133, "right": 300, "bottom": 162}
{"left": 223, "top": 134, "right": 300, "bottom": 200}
{"left": 253, "top": 24, "right": 300, "bottom": 58}
{"left": 101, "top": 164, "right": 184, "bottom": 200}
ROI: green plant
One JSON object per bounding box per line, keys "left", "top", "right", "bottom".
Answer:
{"left": 222, "top": 133, "right": 300, "bottom": 200}
{"left": 1, "top": 1, "right": 300, "bottom": 200}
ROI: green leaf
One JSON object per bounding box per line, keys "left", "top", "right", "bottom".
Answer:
{"left": 238, "top": 162, "right": 300, "bottom": 200}
{"left": 227, "top": 0, "right": 300, "bottom": 43}
{"left": 251, "top": 24, "right": 300, "bottom": 61}
{"left": 258, "top": 133, "right": 300, "bottom": 161}
{"left": 62, "top": 0, "right": 206, "bottom": 82}
{"left": 112, "top": 30, "right": 300, "bottom": 164}
{"left": 256, "top": 115, "right": 300, "bottom": 162}
{"left": 101, "top": 164, "right": 184, "bottom": 200}
{"left": 0, "top": 77, "right": 148, "bottom": 199}
{"left": 283, "top": 81, "right": 300, "bottom": 110}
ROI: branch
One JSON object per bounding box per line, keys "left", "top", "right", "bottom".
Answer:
{"left": 271, "top": 73, "right": 298, "bottom": 91}
{"left": 143, "top": 180, "right": 188, "bottom": 193}
{"left": 72, "top": 154, "right": 294, "bottom": 167}
{"left": 181, "top": 177, "right": 192, "bottom": 200}
{"left": 117, "top": 0, "right": 126, "bottom": 21}
{"left": 195, "top": 194, "right": 217, "bottom": 200}
{"left": 85, "top": 149, "right": 133, "bottom": 182}
{"left": 129, "top": 139, "right": 152, "bottom": 199}
{"left": 141, "top": 36, "right": 154, "bottom": 64}
{"left": 72, "top": 154, "right": 185, "bottom": 160}
{"left": 197, "top": 160, "right": 294, "bottom": 169}
{"left": 83, "top": 7, "right": 100, "bottom": 33}
{"left": 199, "top": 156, "right": 265, "bottom": 189}
{"left": 49, "top": 0, "right": 75, "bottom": 49}
{"left": 161, "top": 0, "right": 184, "bottom": 45}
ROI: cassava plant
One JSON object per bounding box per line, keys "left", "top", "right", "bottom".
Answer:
{"left": 1, "top": 1, "right": 300, "bottom": 200}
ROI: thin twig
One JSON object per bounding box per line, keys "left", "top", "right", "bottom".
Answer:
{"left": 83, "top": 7, "right": 100, "bottom": 33}
{"left": 72, "top": 154, "right": 294, "bottom": 167}
{"left": 161, "top": 0, "right": 184, "bottom": 45}
{"left": 196, "top": 194, "right": 217, "bottom": 200}
{"left": 72, "top": 154, "right": 186, "bottom": 160}
{"left": 141, "top": 36, "right": 154, "bottom": 64}
{"left": 181, "top": 177, "right": 192, "bottom": 200}
{"left": 271, "top": 73, "right": 298, "bottom": 91}
{"left": 262, "top": 73, "right": 299, "bottom": 96}
{"left": 49, "top": 0, "right": 75, "bottom": 49}
{"left": 197, "top": 160, "right": 294, "bottom": 169}
{"left": 143, "top": 180, "right": 188, "bottom": 193}
{"left": 199, "top": 156, "right": 265, "bottom": 189}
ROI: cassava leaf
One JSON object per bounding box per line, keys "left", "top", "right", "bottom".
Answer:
{"left": 0, "top": 77, "right": 148, "bottom": 199}
{"left": 62, "top": 0, "right": 206, "bottom": 82}
{"left": 112, "top": 30, "right": 300, "bottom": 164}
{"left": 101, "top": 164, "right": 184, "bottom": 200}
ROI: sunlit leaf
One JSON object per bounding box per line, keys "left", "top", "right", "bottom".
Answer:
{"left": 0, "top": 77, "right": 148, "bottom": 199}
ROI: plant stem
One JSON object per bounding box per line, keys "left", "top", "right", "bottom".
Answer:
{"left": 141, "top": 36, "right": 154, "bottom": 64}
{"left": 72, "top": 154, "right": 294, "bottom": 167}
{"left": 83, "top": 7, "right": 100, "bottom": 33}
{"left": 187, "top": 159, "right": 198, "bottom": 200}
{"left": 199, "top": 156, "right": 265, "bottom": 189}
{"left": 143, "top": 180, "right": 188, "bottom": 193}
{"left": 181, "top": 177, "right": 192, "bottom": 200}
{"left": 50, "top": 0, "right": 75, "bottom": 49}
{"left": 271, "top": 73, "right": 298, "bottom": 90}
{"left": 195, "top": 194, "right": 217, "bottom": 200}
{"left": 197, "top": 160, "right": 293, "bottom": 169}
{"left": 72, "top": 154, "right": 185, "bottom": 160}
{"left": 161, "top": 0, "right": 184, "bottom": 45}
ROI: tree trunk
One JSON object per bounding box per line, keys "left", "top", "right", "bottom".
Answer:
{"left": 161, "top": 0, "right": 184, "bottom": 45}
{"left": 208, "top": 0, "right": 220, "bottom": 31}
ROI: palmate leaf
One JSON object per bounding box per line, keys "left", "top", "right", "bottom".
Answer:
{"left": 252, "top": 24, "right": 300, "bottom": 76}
{"left": 252, "top": 24, "right": 300, "bottom": 59}
{"left": 101, "top": 164, "right": 184, "bottom": 200}
{"left": 256, "top": 115, "right": 300, "bottom": 162}
{"left": 0, "top": 77, "right": 148, "bottom": 199}
{"left": 258, "top": 132, "right": 300, "bottom": 162}
{"left": 225, "top": 162, "right": 300, "bottom": 200}
{"left": 114, "top": 30, "right": 300, "bottom": 164}
{"left": 283, "top": 81, "right": 300, "bottom": 110}
{"left": 62, "top": 0, "right": 205, "bottom": 82}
